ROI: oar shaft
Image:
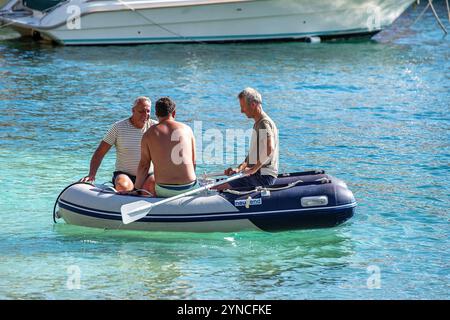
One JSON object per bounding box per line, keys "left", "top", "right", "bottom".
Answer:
{"left": 151, "top": 173, "right": 243, "bottom": 208}
{"left": 150, "top": 184, "right": 210, "bottom": 207}
{"left": 121, "top": 172, "right": 244, "bottom": 224}
{"left": 204, "top": 172, "right": 225, "bottom": 178}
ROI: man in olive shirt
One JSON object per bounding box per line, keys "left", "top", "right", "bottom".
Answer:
{"left": 215, "top": 87, "right": 279, "bottom": 190}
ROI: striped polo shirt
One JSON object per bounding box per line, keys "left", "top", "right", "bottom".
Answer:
{"left": 103, "top": 118, "right": 157, "bottom": 176}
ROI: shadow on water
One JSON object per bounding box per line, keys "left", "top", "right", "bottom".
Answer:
{"left": 47, "top": 224, "right": 355, "bottom": 299}
{"left": 50, "top": 223, "right": 355, "bottom": 263}
{"left": 0, "top": 221, "right": 357, "bottom": 299}
{"left": 51, "top": 222, "right": 353, "bottom": 248}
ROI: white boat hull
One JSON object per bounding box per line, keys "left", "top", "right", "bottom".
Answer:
{"left": 0, "top": 0, "right": 415, "bottom": 45}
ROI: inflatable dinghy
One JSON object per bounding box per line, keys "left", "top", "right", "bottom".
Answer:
{"left": 54, "top": 170, "right": 356, "bottom": 232}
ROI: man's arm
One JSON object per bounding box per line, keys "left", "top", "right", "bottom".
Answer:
{"left": 81, "top": 141, "right": 112, "bottom": 183}
{"left": 245, "top": 133, "right": 274, "bottom": 176}
{"left": 191, "top": 129, "right": 196, "bottom": 170}
{"left": 134, "top": 133, "right": 152, "bottom": 190}
{"left": 224, "top": 159, "right": 248, "bottom": 176}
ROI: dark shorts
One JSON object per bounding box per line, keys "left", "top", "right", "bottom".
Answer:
{"left": 228, "top": 172, "right": 276, "bottom": 189}
{"left": 112, "top": 171, "right": 136, "bottom": 185}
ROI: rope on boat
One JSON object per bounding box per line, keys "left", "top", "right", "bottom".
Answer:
{"left": 135, "top": 189, "right": 153, "bottom": 196}
{"left": 96, "top": 182, "right": 117, "bottom": 194}
{"left": 52, "top": 181, "right": 94, "bottom": 223}
{"left": 116, "top": 2, "right": 207, "bottom": 44}
{"left": 222, "top": 177, "right": 330, "bottom": 196}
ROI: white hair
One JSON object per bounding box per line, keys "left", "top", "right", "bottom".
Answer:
{"left": 133, "top": 96, "right": 151, "bottom": 108}
{"left": 238, "top": 87, "right": 262, "bottom": 106}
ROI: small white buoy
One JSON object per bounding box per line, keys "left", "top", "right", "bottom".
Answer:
{"left": 306, "top": 36, "right": 321, "bottom": 43}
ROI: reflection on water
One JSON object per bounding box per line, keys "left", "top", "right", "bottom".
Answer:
{"left": 48, "top": 225, "right": 354, "bottom": 299}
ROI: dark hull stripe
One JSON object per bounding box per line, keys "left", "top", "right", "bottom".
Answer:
{"left": 59, "top": 200, "right": 356, "bottom": 223}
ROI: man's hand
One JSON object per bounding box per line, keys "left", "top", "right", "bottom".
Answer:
{"left": 224, "top": 167, "right": 239, "bottom": 176}
{"left": 243, "top": 167, "right": 257, "bottom": 176}
{"left": 80, "top": 175, "right": 95, "bottom": 183}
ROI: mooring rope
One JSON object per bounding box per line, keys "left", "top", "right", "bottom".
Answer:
{"left": 221, "top": 177, "right": 333, "bottom": 196}
{"left": 446, "top": 0, "right": 450, "bottom": 22}
{"left": 428, "top": 0, "right": 448, "bottom": 34}
{"left": 52, "top": 181, "right": 93, "bottom": 223}
{"left": 116, "top": 0, "right": 207, "bottom": 43}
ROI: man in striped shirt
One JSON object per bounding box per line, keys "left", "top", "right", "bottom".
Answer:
{"left": 81, "top": 97, "right": 157, "bottom": 193}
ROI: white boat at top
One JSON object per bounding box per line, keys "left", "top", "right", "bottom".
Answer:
{"left": 0, "top": 0, "right": 415, "bottom": 45}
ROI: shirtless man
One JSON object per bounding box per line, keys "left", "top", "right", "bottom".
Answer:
{"left": 134, "top": 97, "right": 197, "bottom": 197}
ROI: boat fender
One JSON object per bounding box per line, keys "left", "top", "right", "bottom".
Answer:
{"left": 306, "top": 36, "right": 321, "bottom": 43}
{"left": 301, "top": 195, "right": 329, "bottom": 207}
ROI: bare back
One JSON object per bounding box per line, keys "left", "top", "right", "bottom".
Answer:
{"left": 143, "top": 120, "right": 196, "bottom": 184}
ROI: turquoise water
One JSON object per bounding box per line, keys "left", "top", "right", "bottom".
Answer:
{"left": 0, "top": 3, "right": 449, "bottom": 299}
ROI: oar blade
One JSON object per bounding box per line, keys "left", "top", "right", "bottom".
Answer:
{"left": 121, "top": 200, "right": 153, "bottom": 225}
{"left": 119, "top": 172, "right": 244, "bottom": 224}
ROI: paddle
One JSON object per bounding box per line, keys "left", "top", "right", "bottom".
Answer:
{"left": 120, "top": 172, "right": 245, "bottom": 224}
{"left": 203, "top": 171, "right": 226, "bottom": 178}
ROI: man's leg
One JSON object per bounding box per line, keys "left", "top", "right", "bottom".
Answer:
{"left": 142, "top": 174, "right": 156, "bottom": 196}
{"left": 213, "top": 173, "right": 275, "bottom": 191}
{"left": 213, "top": 182, "right": 232, "bottom": 191}
{"left": 213, "top": 175, "right": 257, "bottom": 191}
{"left": 114, "top": 174, "right": 134, "bottom": 192}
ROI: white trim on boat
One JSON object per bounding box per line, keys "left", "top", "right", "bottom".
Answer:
{"left": 59, "top": 198, "right": 357, "bottom": 220}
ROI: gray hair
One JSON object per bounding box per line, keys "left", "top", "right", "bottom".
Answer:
{"left": 238, "top": 87, "right": 262, "bottom": 106}
{"left": 132, "top": 96, "right": 151, "bottom": 108}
